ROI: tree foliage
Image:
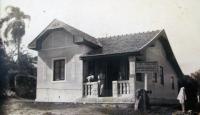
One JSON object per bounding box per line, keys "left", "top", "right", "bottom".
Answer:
{"left": 179, "top": 75, "right": 198, "bottom": 110}
{"left": 0, "top": 6, "right": 30, "bottom": 61}
{"left": 191, "top": 69, "right": 200, "bottom": 82}
{"left": 191, "top": 69, "right": 200, "bottom": 92}
{"left": 6, "top": 52, "right": 37, "bottom": 99}
{"left": 0, "top": 6, "right": 36, "bottom": 98}
{"left": 18, "top": 52, "right": 37, "bottom": 76}
{"left": 0, "top": 38, "right": 8, "bottom": 97}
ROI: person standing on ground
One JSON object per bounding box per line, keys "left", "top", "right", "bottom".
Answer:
{"left": 177, "top": 87, "right": 187, "bottom": 113}
{"left": 197, "top": 89, "right": 200, "bottom": 103}
{"left": 134, "top": 89, "right": 150, "bottom": 112}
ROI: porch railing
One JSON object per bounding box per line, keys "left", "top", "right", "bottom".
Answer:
{"left": 84, "top": 80, "right": 131, "bottom": 97}
{"left": 118, "top": 80, "right": 130, "bottom": 95}
{"left": 112, "top": 80, "right": 130, "bottom": 97}
{"left": 83, "top": 82, "right": 98, "bottom": 97}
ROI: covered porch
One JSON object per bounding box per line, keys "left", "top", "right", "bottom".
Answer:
{"left": 81, "top": 55, "right": 158, "bottom": 103}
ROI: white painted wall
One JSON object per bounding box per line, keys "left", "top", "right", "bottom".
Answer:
{"left": 35, "top": 30, "right": 178, "bottom": 103}
{"left": 36, "top": 30, "right": 91, "bottom": 102}
{"left": 144, "top": 40, "right": 178, "bottom": 100}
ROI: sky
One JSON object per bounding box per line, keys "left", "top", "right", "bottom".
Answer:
{"left": 0, "top": 0, "right": 200, "bottom": 75}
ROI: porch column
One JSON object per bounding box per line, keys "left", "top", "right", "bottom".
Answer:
{"left": 144, "top": 73, "right": 148, "bottom": 90}
{"left": 91, "top": 82, "right": 98, "bottom": 97}
{"left": 129, "top": 56, "right": 136, "bottom": 100}
{"left": 112, "top": 81, "right": 118, "bottom": 97}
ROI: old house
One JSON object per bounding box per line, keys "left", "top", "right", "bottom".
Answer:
{"left": 28, "top": 19, "right": 183, "bottom": 104}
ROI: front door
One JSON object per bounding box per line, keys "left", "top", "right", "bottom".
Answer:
{"left": 103, "top": 58, "right": 120, "bottom": 97}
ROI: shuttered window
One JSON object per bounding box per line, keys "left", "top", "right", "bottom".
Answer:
{"left": 53, "top": 59, "right": 65, "bottom": 81}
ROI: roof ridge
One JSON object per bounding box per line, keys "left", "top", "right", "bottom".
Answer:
{"left": 98, "top": 29, "right": 162, "bottom": 39}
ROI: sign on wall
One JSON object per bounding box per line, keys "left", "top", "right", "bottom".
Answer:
{"left": 136, "top": 62, "right": 158, "bottom": 73}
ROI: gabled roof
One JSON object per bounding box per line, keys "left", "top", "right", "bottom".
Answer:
{"left": 82, "top": 30, "right": 162, "bottom": 57}
{"left": 28, "top": 19, "right": 102, "bottom": 50}
{"left": 28, "top": 20, "right": 183, "bottom": 77}
{"left": 81, "top": 29, "right": 183, "bottom": 77}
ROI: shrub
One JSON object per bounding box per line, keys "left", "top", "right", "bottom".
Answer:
{"left": 15, "top": 74, "right": 36, "bottom": 99}
{"left": 0, "top": 41, "right": 8, "bottom": 97}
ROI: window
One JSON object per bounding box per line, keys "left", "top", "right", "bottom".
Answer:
{"left": 160, "top": 66, "right": 164, "bottom": 85}
{"left": 171, "top": 76, "right": 175, "bottom": 90}
{"left": 153, "top": 73, "right": 157, "bottom": 83}
{"left": 53, "top": 59, "right": 65, "bottom": 81}
{"left": 136, "top": 73, "right": 144, "bottom": 82}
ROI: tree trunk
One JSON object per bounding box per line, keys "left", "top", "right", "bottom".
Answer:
{"left": 17, "top": 39, "right": 20, "bottom": 64}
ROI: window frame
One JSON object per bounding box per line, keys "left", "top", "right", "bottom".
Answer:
{"left": 153, "top": 73, "right": 157, "bottom": 83}
{"left": 52, "top": 57, "right": 66, "bottom": 82}
{"left": 160, "top": 66, "right": 164, "bottom": 85}
{"left": 136, "top": 73, "right": 144, "bottom": 82}
{"left": 171, "top": 76, "right": 175, "bottom": 90}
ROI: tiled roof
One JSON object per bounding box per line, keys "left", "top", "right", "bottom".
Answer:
{"left": 84, "top": 30, "right": 161, "bottom": 57}
{"left": 28, "top": 20, "right": 183, "bottom": 77}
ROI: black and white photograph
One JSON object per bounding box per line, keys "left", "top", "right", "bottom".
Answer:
{"left": 0, "top": 0, "right": 200, "bottom": 114}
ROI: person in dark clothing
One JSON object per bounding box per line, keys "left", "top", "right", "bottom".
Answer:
{"left": 134, "top": 89, "right": 150, "bottom": 112}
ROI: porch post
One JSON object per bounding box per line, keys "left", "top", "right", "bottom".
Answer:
{"left": 144, "top": 73, "right": 148, "bottom": 90}
{"left": 91, "top": 82, "right": 98, "bottom": 97}
{"left": 129, "top": 56, "right": 136, "bottom": 101}
{"left": 112, "top": 81, "right": 118, "bottom": 97}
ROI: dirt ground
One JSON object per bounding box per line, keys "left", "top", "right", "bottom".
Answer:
{"left": 0, "top": 98, "right": 195, "bottom": 115}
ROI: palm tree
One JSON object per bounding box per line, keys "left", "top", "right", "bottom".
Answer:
{"left": 0, "top": 6, "right": 30, "bottom": 62}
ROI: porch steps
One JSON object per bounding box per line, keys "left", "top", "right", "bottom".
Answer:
{"left": 76, "top": 96, "right": 134, "bottom": 104}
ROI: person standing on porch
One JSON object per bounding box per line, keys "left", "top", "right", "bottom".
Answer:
{"left": 177, "top": 87, "right": 187, "bottom": 113}
{"left": 86, "top": 73, "right": 94, "bottom": 82}
{"left": 98, "top": 71, "right": 105, "bottom": 96}
{"left": 118, "top": 72, "right": 123, "bottom": 81}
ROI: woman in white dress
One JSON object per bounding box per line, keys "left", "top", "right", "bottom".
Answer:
{"left": 98, "top": 72, "right": 105, "bottom": 96}
{"left": 177, "top": 87, "right": 187, "bottom": 112}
